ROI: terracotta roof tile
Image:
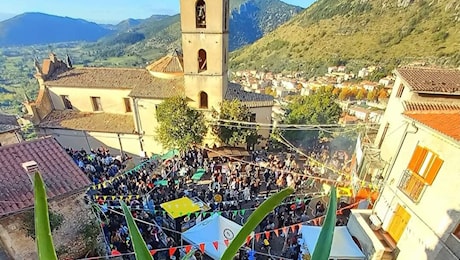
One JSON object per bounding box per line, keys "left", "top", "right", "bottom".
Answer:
{"left": 129, "top": 77, "right": 184, "bottom": 98}
{"left": 396, "top": 67, "right": 460, "bottom": 94}
{"left": 226, "top": 83, "right": 274, "bottom": 107}
{"left": 44, "top": 67, "right": 155, "bottom": 89}
{"left": 146, "top": 50, "right": 183, "bottom": 73}
{"left": 39, "top": 110, "right": 136, "bottom": 134}
{"left": 403, "top": 101, "right": 460, "bottom": 111}
{"left": 404, "top": 112, "right": 460, "bottom": 142}
{"left": 0, "top": 137, "right": 91, "bottom": 216}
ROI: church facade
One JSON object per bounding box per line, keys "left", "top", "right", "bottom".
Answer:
{"left": 24, "top": 0, "right": 273, "bottom": 157}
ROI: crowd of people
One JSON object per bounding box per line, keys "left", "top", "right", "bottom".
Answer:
{"left": 66, "top": 143, "right": 352, "bottom": 260}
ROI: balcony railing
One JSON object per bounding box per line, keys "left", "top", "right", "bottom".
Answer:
{"left": 398, "top": 169, "right": 426, "bottom": 203}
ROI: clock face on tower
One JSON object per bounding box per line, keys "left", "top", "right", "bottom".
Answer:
{"left": 223, "top": 228, "right": 235, "bottom": 240}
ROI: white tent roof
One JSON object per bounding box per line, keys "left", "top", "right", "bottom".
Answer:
{"left": 300, "top": 226, "right": 365, "bottom": 260}
{"left": 182, "top": 214, "right": 250, "bottom": 260}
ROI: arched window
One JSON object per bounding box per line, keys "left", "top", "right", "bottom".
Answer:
{"left": 198, "top": 49, "right": 207, "bottom": 72}
{"left": 199, "top": 92, "right": 208, "bottom": 109}
{"left": 196, "top": 0, "right": 206, "bottom": 28}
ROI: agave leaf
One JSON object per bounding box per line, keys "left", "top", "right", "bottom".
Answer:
{"left": 120, "top": 201, "right": 153, "bottom": 260}
{"left": 221, "top": 187, "right": 294, "bottom": 259}
{"left": 311, "top": 187, "right": 337, "bottom": 260}
{"left": 33, "top": 172, "right": 57, "bottom": 260}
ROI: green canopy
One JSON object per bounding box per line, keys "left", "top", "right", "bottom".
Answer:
{"left": 161, "top": 149, "right": 180, "bottom": 160}
{"left": 155, "top": 180, "right": 179, "bottom": 186}
{"left": 191, "top": 168, "right": 206, "bottom": 181}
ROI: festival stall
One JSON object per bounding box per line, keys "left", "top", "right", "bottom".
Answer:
{"left": 299, "top": 226, "right": 365, "bottom": 260}
{"left": 160, "top": 196, "right": 210, "bottom": 241}
{"left": 182, "top": 214, "right": 253, "bottom": 260}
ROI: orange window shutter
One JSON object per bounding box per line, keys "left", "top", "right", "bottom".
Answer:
{"left": 424, "top": 157, "right": 443, "bottom": 185}
{"left": 407, "top": 146, "right": 426, "bottom": 173}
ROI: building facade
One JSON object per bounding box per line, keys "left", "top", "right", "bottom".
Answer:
{"left": 0, "top": 112, "right": 22, "bottom": 146}
{"left": 348, "top": 67, "right": 460, "bottom": 260}
{"left": 24, "top": 0, "right": 273, "bottom": 158}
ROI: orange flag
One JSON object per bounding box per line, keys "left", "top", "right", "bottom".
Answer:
{"left": 199, "top": 243, "right": 205, "bottom": 253}
{"left": 213, "top": 241, "right": 219, "bottom": 250}
{"left": 246, "top": 235, "right": 252, "bottom": 245}
{"left": 274, "top": 229, "right": 280, "bottom": 237}
{"left": 297, "top": 224, "right": 302, "bottom": 231}
{"left": 290, "top": 225, "right": 296, "bottom": 233}
{"left": 224, "top": 239, "right": 230, "bottom": 247}
{"left": 169, "top": 247, "right": 177, "bottom": 257}
{"left": 149, "top": 249, "right": 157, "bottom": 256}
{"left": 255, "top": 233, "right": 261, "bottom": 242}
{"left": 185, "top": 245, "right": 192, "bottom": 253}
{"left": 264, "top": 231, "right": 270, "bottom": 239}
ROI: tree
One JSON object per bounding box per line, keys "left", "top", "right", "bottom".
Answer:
{"left": 284, "top": 86, "right": 342, "bottom": 144}
{"left": 155, "top": 96, "right": 207, "bottom": 151}
{"left": 356, "top": 88, "right": 367, "bottom": 100}
{"left": 338, "top": 87, "right": 351, "bottom": 100}
{"left": 212, "top": 99, "right": 259, "bottom": 147}
{"left": 367, "top": 89, "right": 378, "bottom": 101}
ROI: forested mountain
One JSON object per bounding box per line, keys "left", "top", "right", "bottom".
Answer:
{"left": 0, "top": 13, "right": 112, "bottom": 46}
{"left": 89, "top": 0, "right": 303, "bottom": 61}
{"left": 230, "top": 0, "right": 460, "bottom": 74}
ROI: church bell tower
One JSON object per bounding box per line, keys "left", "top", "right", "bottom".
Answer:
{"left": 180, "top": 0, "right": 230, "bottom": 111}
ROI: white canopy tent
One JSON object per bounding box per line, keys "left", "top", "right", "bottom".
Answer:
{"left": 299, "top": 226, "right": 365, "bottom": 260}
{"left": 182, "top": 214, "right": 252, "bottom": 260}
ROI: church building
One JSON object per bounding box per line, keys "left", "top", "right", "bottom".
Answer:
{"left": 24, "top": 0, "right": 273, "bottom": 157}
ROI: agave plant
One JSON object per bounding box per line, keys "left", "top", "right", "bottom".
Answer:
{"left": 221, "top": 187, "right": 295, "bottom": 259}
{"left": 33, "top": 171, "right": 58, "bottom": 260}
{"left": 120, "top": 201, "right": 153, "bottom": 260}
{"left": 311, "top": 187, "right": 337, "bottom": 260}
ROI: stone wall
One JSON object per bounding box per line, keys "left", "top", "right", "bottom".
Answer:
{"left": 0, "top": 191, "right": 99, "bottom": 259}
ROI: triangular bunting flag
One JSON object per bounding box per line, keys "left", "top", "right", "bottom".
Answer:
{"left": 103, "top": 196, "right": 107, "bottom": 200}
{"left": 274, "top": 229, "right": 280, "bottom": 237}
{"left": 297, "top": 224, "right": 302, "bottom": 231}
{"left": 241, "top": 209, "right": 246, "bottom": 215}
{"left": 255, "top": 233, "right": 261, "bottom": 242}
{"left": 169, "top": 247, "right": 177, "bottom": 257}
{"left": 149, "top": 249, "right": 157, "bottom": 256}
{"left": 199, "top": 243, "right": 205, "bottom": 252}
{"left": 128, "top": 195, "right": 132, "bottom": 200}
{"left": 213, "top": 212, "right": 218, "bottom": 216}
{"left": 185, "top": 245, "right": 192, "bottom": 253}
{"left": 95, "top": 195, "right": 99, "bottom": 200}
{"left": 213, "top": 241, "right": 219, "bottom": 250}
{"left": 119, "top": 196, "right": 123, "bottom": 200}
{"left": 282, "top": 227, "right": 288, "bottom": 235}
{"left": 217, "top": 211, "right": 222, "bottom": 215}
{"left": 233, "top": 210, "right": 238, "bottom": 215}
{"left": 136, "top": 195, "right": 140, "bottom": 199}
{"left": 290, "top": 225, "right": 296, "bottom": 233}
{"left": 187, "top": 212, "right": 192, "bottom": 218}
{"left": 112, "top": 196, "right": 116, "bottom": 200}
{"left": 264, "top": 231, "right": 270, "bottom": 239}
{"left": 195, "top": 212, "right": 201, "bottom": 218}
{"left": 246, "top": 235, "right": 252, "bottom": 246}
{"left": 224, "top": 239, "right": 229, "bottom": 247}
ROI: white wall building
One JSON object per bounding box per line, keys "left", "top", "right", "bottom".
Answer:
{"left": 348, "top": 67, "right": 460, "bottom": 260}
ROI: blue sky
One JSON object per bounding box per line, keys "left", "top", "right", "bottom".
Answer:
{"left": 0, "top": 0, "right": 315, "bottom": 24}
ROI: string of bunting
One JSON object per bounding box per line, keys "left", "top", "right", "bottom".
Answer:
{"left": 126, "top": 200, "right": 363, "bottom": 258}
{"left": 94, "top": 193, "right": 328, "bottom": 217}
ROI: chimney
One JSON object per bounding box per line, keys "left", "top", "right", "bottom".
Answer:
{"left": 22, "top": 161, "right": 39, "bottom": 183}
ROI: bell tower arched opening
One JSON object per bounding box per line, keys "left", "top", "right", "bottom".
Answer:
{"left": 196, "top": 0, "right": 206, "bottom": 28}
{"left": 199, "top": 91, "right": 208, "bottom": 109}
{"left": 198, "top": 49, "right": 207, "bottom": 72}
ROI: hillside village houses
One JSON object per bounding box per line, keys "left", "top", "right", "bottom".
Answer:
{"left": 24, "top": 0, "right": 273, "bottom": 158}
{"left": 347, "top": 67, "right": 460, "bottom": 260}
